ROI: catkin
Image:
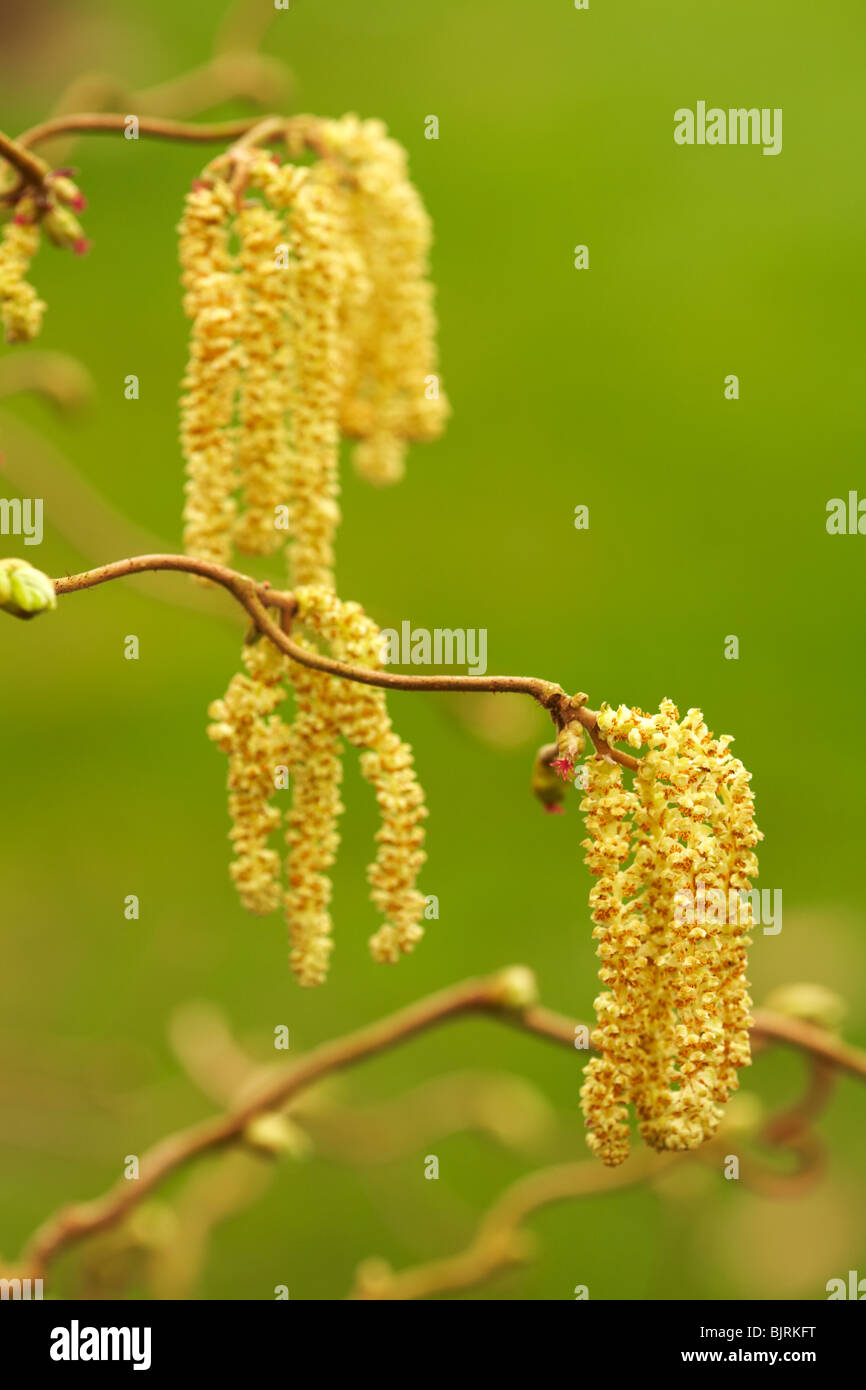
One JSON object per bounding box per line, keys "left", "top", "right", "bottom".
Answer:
{"left": 315, "top": 115, "right": 449, "bottom": 484}
{"left": 207, "top": 637, "right": 291, "bottom": 916}
{"left": 179, "top": 177, "right": 242, "bottom": 567}
{"left": 0, "top": 202, "right": 45, "bottom": 344}
{"left": 284, "top": 662, "right": 344, "bottom": 986}
{"left": 208, "top": 588, "right": 427, "bottom": 987}
{"left": 283, "top": 178, "right": 347, "bottom": 588}
{"left": 292, "top": 586, "right": 428, "bottom": 969}
{"left": 578, "top": 701, "right": 758, "bottom": 1165}
{"left": 233, "top": 197, "right": 293, "bottom": 555}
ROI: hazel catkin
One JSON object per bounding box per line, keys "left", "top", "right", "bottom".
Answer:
{"left": 578, "top": 700, "right": 759, "bottom": 1166}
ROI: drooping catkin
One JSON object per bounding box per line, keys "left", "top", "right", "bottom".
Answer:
{"left": 207, "top": 636, "right": 291, "bottom": 915}
{"left": 179, "top": 177, "right": 242, "bottom": 567}
{"left": 292, "top": 586, "right": 428, "bottom": 968}
{"left": 283, "top": 178, "right": 347, "bottom": 588}
{"left": 0, "top": 201, "right": 45, "bottom": 344}
{"left": 208, "top": 590, "right": 427, "bottom": 986}
{"left": 232, "top": 197, "right": 293, "bottom": 555}
{"left": 578, "top": 700, "right": 758, "bottom": 1166}
{"left": 283, "top": 661, "right": 344, "bottom": 987}
{"left": 315, "top": 115, "right": 449, "bottom": 484}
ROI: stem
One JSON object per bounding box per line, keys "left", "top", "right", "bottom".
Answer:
{"left": 54, "top": 554, "right": 637, "bottom": 759}
{"left": 19, "top": 971, "right": 565, "bottom": 1275}
{"left": 0, "top": 130, "right": 49, "bottom": 185}
{"left": 15, "top": 113, "right": 265, "bottom": 149}
{"left": 17, "top": 968, "right": 866, "bottom": 1280}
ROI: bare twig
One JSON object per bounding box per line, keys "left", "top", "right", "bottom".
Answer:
{"left": 51, "top": 553, "right": 641, "bottom": 764}
{"left": 14, "top": 113, "right": 265, "bottom": 150}
{"left": 16, "top": 966, "right": 866, "bottom": 1281}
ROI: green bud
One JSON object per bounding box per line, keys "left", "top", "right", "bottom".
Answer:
{"left": 0, "top": 559, "right": 57, "bottom": 620}
{"left": 761, "top": 983, "right": 846, "bottom": 1031}
{"left": 489, "top": 965, "right": 540, "bottom": 1011}
{"left": 42, "top": 204, "right": 85, "bottom": 251}
{"left": 49, "top": 175, "right": 85, "bottom": 211}
{"left": 243, "top": 1112, "right": 311, "bottom": 1159}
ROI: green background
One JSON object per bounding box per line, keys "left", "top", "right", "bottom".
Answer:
{"left": 0, "top": 0, "right": 864, "bottom": 1299}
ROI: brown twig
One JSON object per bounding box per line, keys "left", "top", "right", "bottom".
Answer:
{"left": 351, "top": 1148, "right": 674, "bottom": 1299}
{"left": 14, "top": 113, "right": 266, "bottom": 150}
{"left": 18, "top": 970, "right": 561, "bottom": 1276}
{"left": 15, "top": 965, "right": 866, "bottom": 1281}
{"left": 0, "top": 130, "right": 49, "bottom": 186}
{"left": 51, "top": 553, "right": 640, "bottom": 764}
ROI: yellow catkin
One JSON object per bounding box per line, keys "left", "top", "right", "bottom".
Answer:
{"left": 578, "top": 757, "right": 641, "bottom": 1167}
{"left": 316, "top": 115, "right": 449, "bottom": 485}
{"left": 0, "top": 202, "right": 45, "bottom": 344}
{"left": 207, "top": 637, "right": 290, "bottom": 915}
{"left": 279, "top": 172, "right": 347, "bottom": 589}
{"left": 579, "top": 700, "right": 759, "bottom": 1165}
{"left": 232, "top": 193, "right": 293, "bottom": 555}
{"left": 284, "top": 660, "right": 345, "bottom": 987}
{"left": 292, "top": 586, "right": 428, "bottom": 969}
{"left": 179, "top": 177, "right": 242, "bottom": 567}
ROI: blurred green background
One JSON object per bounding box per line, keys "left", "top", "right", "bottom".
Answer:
{"left": 1, "top": 0, "right": 864, "bottom": 1299}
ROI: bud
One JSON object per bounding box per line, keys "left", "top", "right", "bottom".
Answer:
{"left": 0, "top": 559, "right": 57, "bottom": 619}
{"left": 48, "top": 175, "right": 87, "bottom": 212}
{"left": 488, "top": 965, "right": 539, "bottom": 1011}
{"left": 42, "top": 204, "right": 86, "bottom": 251}
{"left": 531, "top": 741, "right": 568, "bottom": 813}
{"left": 761, "top": 983, "right": 846, "bottom": 1032}
{"left": 243, "top": 1112, "right": 311, "bottom": 1158}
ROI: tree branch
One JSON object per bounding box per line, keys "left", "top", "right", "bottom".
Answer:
{"left": 51, "top": 553, "right": 640, "bottom": 764}
{"left": 13, "top": 113, "right": 267, "bottom": 150}
{"left": 16, "top": 966, "right": 866, "bottom": 1281}
{"left": 18, "top": 970, "right": 569, "bottom": 1276}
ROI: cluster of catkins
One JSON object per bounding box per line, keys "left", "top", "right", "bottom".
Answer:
{"left": 207, "top": 590, "right": 427, "bottom": 987}
{"left": 178, "top": 114, "right": 449, "bottom": 580}
{"left": 196, "top": 117, "right": 442, "bottom": 984}
{"left": 561, "top": 699, "right": 760, "bottom": 1166}
{"left": 0, "top": 166, "right": 89, "bottom": 344}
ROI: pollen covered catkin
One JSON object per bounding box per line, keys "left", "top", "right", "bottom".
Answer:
{"left": 292, "top": 586, "right": 428, "bottom": 969}
{"left": 283, "top": 177, "right": 347, "bottom": 589}
{"left": 578, "top": 701, "right": 759, "bottom": 1166}
{"left": 233, "top": 196, "right": 292, "bottom": 556}
{"left": 207, "top": 636, "right": 290, "bottom": 915}
{"left": 179, "top": 177, "right": 241, "bottom": 567}
{"left": 315, "top": 115, "right": 449, "bottom": 484}
{"left": 208, "top": 591, "right": 427, "bottom": 986}
{"left": 179, "top": 118, "right": 447, "bottom": 576}
{"left": 0, "top": 201, "right": 45, "bottom": 344}
{"left": 284, "top": 659, "right": 344, "bottom": 987}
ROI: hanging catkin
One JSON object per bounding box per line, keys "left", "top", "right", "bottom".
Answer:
{"left": 577, "top": 701, "right": 759, "bottom": 1165}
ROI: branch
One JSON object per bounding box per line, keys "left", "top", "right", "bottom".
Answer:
{"left": 0, "top": 129, "right": 49, "bottom": 185}
{"left": 18, "top": 969, "right": 570, "bottom": 1276}
{"left": 351, "top": 1149, "right": 674, "bottom": 1299}
{"left": 16, "top": 965, "right": 866, "bottom": 1281}
{"left": 51, "top": 553, "right": 640, "bottom": 765}
{"left": 13, "top": 113, "right": 266, "bottom": 150}
{"left": 750, "top": 1008, "right": 866, "bottom": 1084}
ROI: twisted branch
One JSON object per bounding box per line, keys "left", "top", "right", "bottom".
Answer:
{"left": 51, "top": 553, "right": 639, "bottom": 765}
{"left": 15, "top": 967, "right": 866, "bottom": 1284}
